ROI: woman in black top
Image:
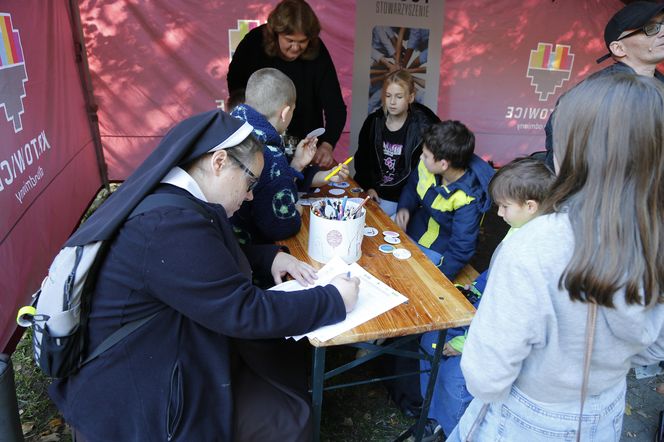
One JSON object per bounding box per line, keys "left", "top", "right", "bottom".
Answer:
{"left": 227, "top": 0, "right": 346, "bottom": 169}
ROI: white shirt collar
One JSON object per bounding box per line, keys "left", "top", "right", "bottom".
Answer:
{"left": 160, "top": 167, "right": 208, "bottom": 202}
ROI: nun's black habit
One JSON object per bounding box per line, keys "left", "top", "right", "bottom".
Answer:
{"left": 50, "top": 110, "right": 346, "bottom": 441}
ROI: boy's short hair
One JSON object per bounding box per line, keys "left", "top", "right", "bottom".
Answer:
{"left": 244, "top": 68, "right": 296, "bottom": 119}
{"left": 489, "top": 157, "right": 555, "bottom": 205}
{"left": 423, "top": 120, "right": 475, "bottom": 169}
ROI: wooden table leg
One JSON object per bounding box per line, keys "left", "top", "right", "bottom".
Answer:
{"left": 413, "top": 330, "right": 447, "bottom": 441}
{"left": 311, "top": 347, "right": 326, "bottom": 442}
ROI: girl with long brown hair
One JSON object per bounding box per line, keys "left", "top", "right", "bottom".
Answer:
{"left": 449, "top": 73, "right": 664, "bottom": 440}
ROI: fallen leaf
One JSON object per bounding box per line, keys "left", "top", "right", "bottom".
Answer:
{"left": 38, "top": 434, "right": 60, "bottom": 442}
{"left": 625, "top": 403, "right": 632, "bottom": 415}
{"left": 626, "top": 431, "right": 637, "bottom": 438}
{"left": 342, "top": 417, "right": 353, "bottom": 427}
{"left": 657, "top": 383, "right": 664, "bottom": 395}
{"left": 48, "top": 418, "right": 63, "bottom": 429}
{"left": 21, "top": 422, "right": 34, "bottom": 433}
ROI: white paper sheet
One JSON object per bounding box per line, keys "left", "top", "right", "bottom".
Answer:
{"left": 270, "top": 256, "right": 408, "bottom": 342}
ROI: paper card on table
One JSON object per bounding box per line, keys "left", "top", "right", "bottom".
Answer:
{"left": 269, "top": 256, "right": 408, "bottom": 342}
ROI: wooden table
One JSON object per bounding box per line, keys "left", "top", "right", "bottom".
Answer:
{"left": 278, "top": 183, "right": 475, "bottom": 441}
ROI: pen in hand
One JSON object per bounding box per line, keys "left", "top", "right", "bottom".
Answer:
{"left": 324, "top": 156, "right": 354, "bottom": 181}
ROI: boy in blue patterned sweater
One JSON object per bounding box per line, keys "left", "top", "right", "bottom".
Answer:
{"left": 230, "top": 68, "right": 349, "bottom": 244}
{"left": 419, "top": 157, "right": 556, "bottom": 439}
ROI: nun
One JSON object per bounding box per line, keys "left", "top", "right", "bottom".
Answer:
{"left": 49, "top": 110, "right": 359, "bottom": 441}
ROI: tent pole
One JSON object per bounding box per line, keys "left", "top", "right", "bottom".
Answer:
{"left": 67, "top": 0, "right": 110, "bottom": 192}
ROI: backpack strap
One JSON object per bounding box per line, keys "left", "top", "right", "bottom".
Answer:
{"left": 129, "top": 193, "right": 212, "bottom": 220}
{"left": 80, "top": 312, "right": 159, "bottom": 367}
{"left": 79, "top": 193, "right": 212, "bottom": 370}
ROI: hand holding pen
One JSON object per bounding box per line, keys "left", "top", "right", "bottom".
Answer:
{"left": 324, "top": 156, "right": 353, "bottom": 181}
{"left": 330, "top": 271, "right": 360, "bottom": 313}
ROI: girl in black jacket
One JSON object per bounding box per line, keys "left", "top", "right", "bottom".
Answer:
{"left": 354, "top": 70, "right": 439, "bottom": 216}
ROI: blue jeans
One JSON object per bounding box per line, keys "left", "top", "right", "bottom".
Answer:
{"left": 378, "top": 198, "right": 398, "bottom": 218}
{"left": 447, "top": 379, "right": 626, "bottom": 441}
{"left": 417, "top": 244, "right": 443, "bottom": 268}
{"left": 420, "top": 332, "right": 473, "bottom": 436}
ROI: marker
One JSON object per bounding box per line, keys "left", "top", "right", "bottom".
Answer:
{"left": 324, "top": 156, "right": 354, "bottom": 181}
{"left": 347, "top": 271, "right": 351, "bottom": 278}
{"left": 351, "top": 195, "right": 371, "bottom": 219}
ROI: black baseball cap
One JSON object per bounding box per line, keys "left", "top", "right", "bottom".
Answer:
{"left": 596, "top": 1, "right": 664, "bottom": 63}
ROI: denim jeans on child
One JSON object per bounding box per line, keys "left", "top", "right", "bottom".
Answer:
{"left": 417, "top": 244, "right": 443, "bottom": 268}
{"left": 378, "top": 199, "right": 398, "bottom": 219}
{"left": 446, "top": 378, "right": 626, "bottom": 441}
{"left": 420, "top": 331, "right": 473, "bottom": 435}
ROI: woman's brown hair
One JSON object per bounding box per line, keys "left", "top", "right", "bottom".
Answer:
{"left": 263, "top": 0, "right": 321, "bottom": 60}
{"left": 544, "top": 73, "right": 663, "bottom": 307}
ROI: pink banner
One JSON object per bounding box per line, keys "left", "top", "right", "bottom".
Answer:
{"left": 80, "top": 0, "right": 632, "bottom": 178}
{"left": 0, "top": 2, "right": 101, "bottom": 352}
{"left": 438, "top": 0, "right": 625, "bottom": 165}
{"left": 78, "top": 0, "right": 354, "bottom": 180}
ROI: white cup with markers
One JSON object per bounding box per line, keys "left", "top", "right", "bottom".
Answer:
{"left": 308, "top": 197, "right": 367, "bottom": 264}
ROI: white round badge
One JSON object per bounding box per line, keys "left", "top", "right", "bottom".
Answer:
{"left": 383, "top": 235, "right": 401, "bottom": 245}
{"left": 306, "top": 127, "right": 326, "bottom": 139}
{"left": 363, "top": 227, "right": 379, "bottom": 237}
{"left": 392, "top": 248, "right": 412, "bottom": 260}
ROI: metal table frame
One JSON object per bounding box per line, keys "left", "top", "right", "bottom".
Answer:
{"left": 310, "top": 330, "right": 447, "bottom": 442}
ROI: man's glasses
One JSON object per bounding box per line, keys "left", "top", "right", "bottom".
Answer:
{"left": 227, "top": 153, "right": 259, "bottom": 192}
{"left": 618, "top": 21, "right": 664, "bottom": 41}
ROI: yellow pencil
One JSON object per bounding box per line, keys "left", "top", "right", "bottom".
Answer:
{"left": 324, "top": 156, "right": 354, "bottom": 181}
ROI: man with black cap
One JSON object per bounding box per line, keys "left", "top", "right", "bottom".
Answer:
{"left": 544, "top": 0, "right": 664, "bottom": 170}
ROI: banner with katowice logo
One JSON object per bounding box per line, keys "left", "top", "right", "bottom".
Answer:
{"left": 436, "top": 0, "right": 623, "bottom": 166}
{"left": 0, "top": 3, "right": 101, "bottom": 352}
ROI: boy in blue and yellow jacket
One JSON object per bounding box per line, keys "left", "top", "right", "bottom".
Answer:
{"left": 395, "top": 120, "right": 494, "bottom": 280}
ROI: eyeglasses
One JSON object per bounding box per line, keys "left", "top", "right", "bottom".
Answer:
{"left": 618, "top": 21, "right": 664, "bottom": 41}
{"left": 227, "top": 153, "right": 259, "bottom": 192}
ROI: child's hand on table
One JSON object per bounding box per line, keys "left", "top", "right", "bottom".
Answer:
{"left": 395, "top": 208, "right": 410, "bottom": 230}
